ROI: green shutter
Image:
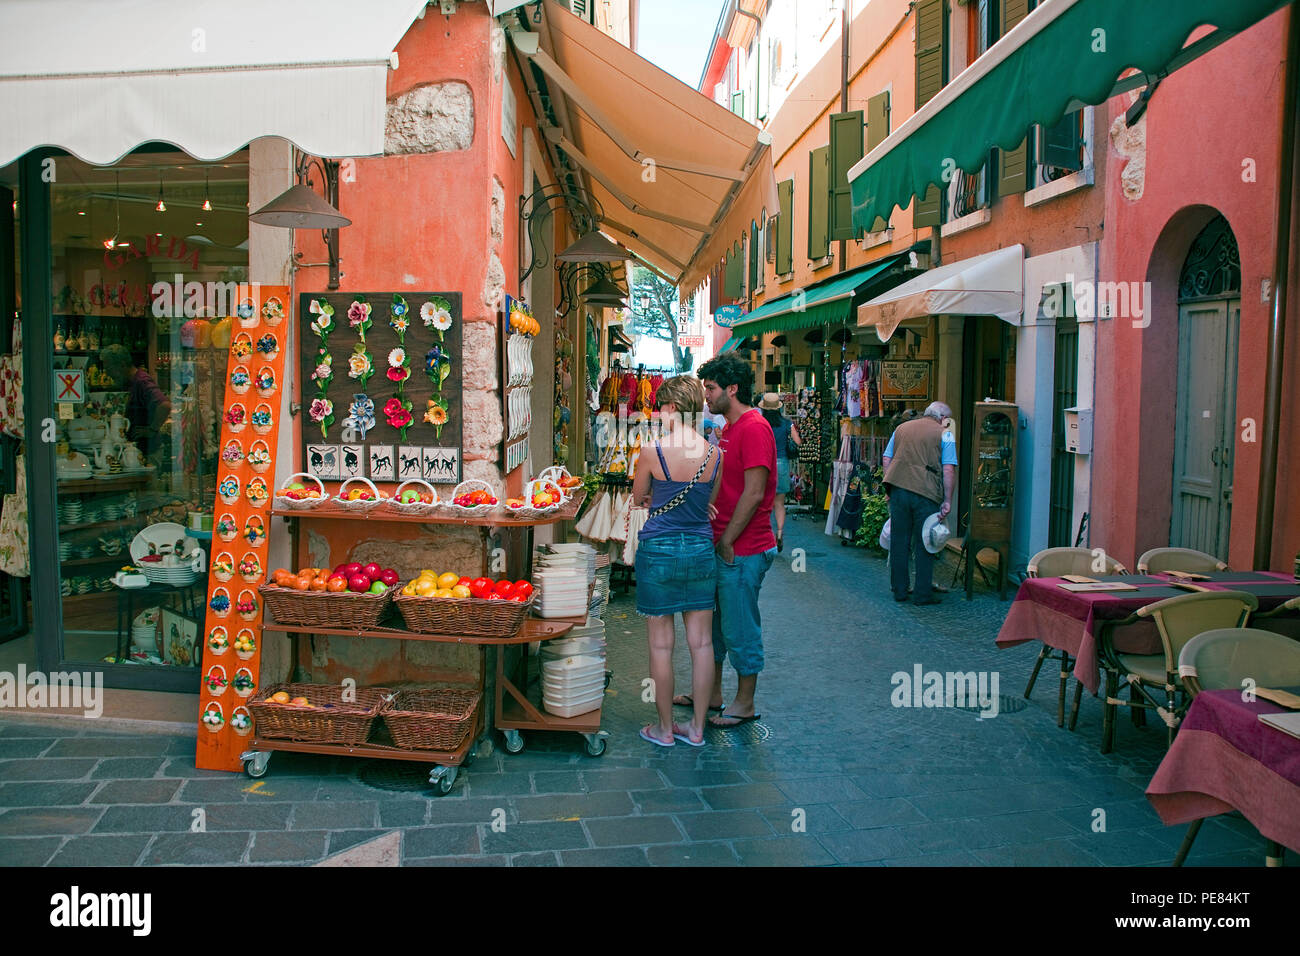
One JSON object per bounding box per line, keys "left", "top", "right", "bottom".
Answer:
{"left": 914, "top": 0, "right": 946, "bottom": 109}
{"left": 829, "top": 111, "right": 865, "bottom": 242}
{"left": 749, "top": 222, "right": 759, "bottom": 292}
{"left": 807, "top": 146, "right": 830, "bottom": 260}
{"left": 776, "top": 178, "right": 794, "bottom": 275}
{"left": 914, "top": 184, "right": 942, "bottom": 228}
{"left": 1001, "top": 0, "right": 1031, "bottom": 36}
{"left": 998, "top": 136, "right": 1029, "bottom": 197}
{"left": 866, "top": 91, "right": 891, "bottom": 231}
{"left": 731, "top": 90, "right": 745, "bottom": 120}
{"left": 724, "top": 245, "right": 742, "bottom": 299}
{"left": 1043, "top": 110, "right": 1083, "bottom": 171}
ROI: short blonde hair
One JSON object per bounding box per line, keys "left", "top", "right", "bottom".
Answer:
{"left": 655, "top": 375, "right": 703, "bottom": 416}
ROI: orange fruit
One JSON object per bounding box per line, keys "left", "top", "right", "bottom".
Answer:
{"left": 437, "top": 572, "right": 459, "bottom": 590}
{"left": 270, "top": 691, "right": 290, "bottom": 704}
{"left": 293, "top": 574, "right": 313, "bottom": 592}
{"left": 309, "top": 578, "right": 328, "bottom": 591}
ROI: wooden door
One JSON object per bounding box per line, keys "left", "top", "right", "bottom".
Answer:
{"left": 1171, "top": 299, "right": 1238, "bottom": 558}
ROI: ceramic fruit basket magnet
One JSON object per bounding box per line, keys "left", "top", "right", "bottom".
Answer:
{"left": 204, "top": 665, "right": 229, "bottom": 696}
{"left": 239, "top": 553, "right": 263, "bottom": 584}
{"left": 234, "top": 629, "right": 256, "bottom": 660}
{"left": 210, "top": 587, "right": 232, "bottom": 619}
{"left": 216, "top": 513, "right": 239, "bottom": 542}
{"left": 202, "top": 701, "right": 224, "bottom": 734}
{"left": 382, "top": 478, "right": 439, "bottom": 517}
{"left": 207, "top": 626, "right": 230, "bottom": 656}
{"left": 212, "top": 553, "right": 235, "bottom": 583}
{"left": 440, "top": 479, "right": 499, "bottom": 517}
{"left": 335, "top": 476, "right": 382, "bottom": 513}
{"left": 236, "top": 590, "right": 258, "bottom": 622}
{"left": 275, "top": 472, "right": 327, "bottom": 511}
{"left": 232, "top": 667, "right": 256, "bottom": 699}
{"left": 230, "top": 705, "right": 253, "bottom": 737}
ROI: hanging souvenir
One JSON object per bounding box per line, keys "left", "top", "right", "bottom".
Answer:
{"left": 343, "top": 394, "right": 376, "bottom": 441}
{"left": 309, "top": 349, "right": 332, "bottom": 396}
{"left": 255, "top": 333, "right": 279, "bottom": 362}
{"left": 261, "top": 295, "right": 284, "bottom": 327}
{"left": 421, "top": 296, "right": 453, "bottom": 341}
{"left": 308, "top": 397, "right": 335, "bottom": 439}
{"left": 422, "top": 398, "right": 449, "bottom": 439}
{"left": 425, "top": 344, "right": 451, "bottom": 394}
{"left": 348, "top": 342, "right": 374, "bottom": 389}
{"left": 390, "top": 295, "right": 410, "bottom": 344}
{"left": 387, "top": 347, "right": 411, "bottom": 395}
{"left": 384, "top": 396, "right": 413, "bottom": 442}
{"left": 309, "top": 298, "right": 335, "bottom": 342}
{"left": 348, "top": 296, "right": 373, "bottom": 341}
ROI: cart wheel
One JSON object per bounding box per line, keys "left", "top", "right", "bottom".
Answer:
{"left": 583, "top": 735, "right": 606, "bottom": 758}
{"left": 428, "top": 765, "right": 459, "bottom": 796}
{"left": 503, "top": 729, "right": 525, "bottom": 754}
{"left": 240, "top": 750, "right": 270, "bottom": 778}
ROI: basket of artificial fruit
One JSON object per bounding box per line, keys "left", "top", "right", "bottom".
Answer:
{"left": 393, "top": 570, "right": 533, "bottom": 637}
{"left": 274, "top": 472, "right": 327, "bottom": 511}
{"left": 504, "top": 478, "right": 564, "bottom": 520}
{"left": 247, "top": 682, "right": 394, "bottom": 745}
{"left": 437, "top": 479, "right": 499, "bottom": 518}
{"left": 334, "top": 476, "right": 383, "bottom": 513}
{"left": 381, "top": 478, "right": 439, "bottom": 517}
{"left": 258, "top": 563, "right": 397, "bottom": 629}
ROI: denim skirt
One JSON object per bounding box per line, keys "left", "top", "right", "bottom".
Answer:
{"left": 635, "top": 532, "right": 717, "bottom": 616}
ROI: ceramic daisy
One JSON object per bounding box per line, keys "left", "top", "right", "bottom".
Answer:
{"left": 422, "top": 298, "right": 453, "bottom": 340}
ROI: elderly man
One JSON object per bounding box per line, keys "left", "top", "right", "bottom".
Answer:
{"left": 881, "top": 401, "right": 957, "bottom": 605}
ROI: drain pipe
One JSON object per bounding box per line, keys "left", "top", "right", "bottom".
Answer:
{"left": 1253, "top": 5, "right": 1299, "bottom": 570}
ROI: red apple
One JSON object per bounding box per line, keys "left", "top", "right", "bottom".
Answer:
{"left": 379, "top": 568, "right": 399, "bottom": 587}
{"left": 458, "top": 577, "right": 472, "bottom": 587}
{"left": 493, "top": 580, "right": 515, "bottom": 599}
{"left": 343, "top": 562, "right": 362, "bottom": 577}
{"left": 484, "top": 592, "right": 503, "bottom": 600}
{"left": 348, "top": 574, "right": 370, "bottom": 593}
{"left": 334, "top": 564, "right": 349, "bottom": 576}
{"left": 362, "top": 562, "right": 381, "bottom": 581}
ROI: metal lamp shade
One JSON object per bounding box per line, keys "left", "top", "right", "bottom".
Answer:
{"left": 556, "top": 230, "right": 629, "bottom": 263}
{"left": 249, "top": 184, "right": 351, "bottom": 229}
{"left": 581, "top": 273, "right": 629, "bottom": 303}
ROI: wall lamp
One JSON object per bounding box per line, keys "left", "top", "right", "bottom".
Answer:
{"left": 249, "top": 152, "right": 350, "bottom": 290}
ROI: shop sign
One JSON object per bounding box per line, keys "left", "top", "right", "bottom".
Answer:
{"left": 714, "top": 305, "right": 744, "bottom": 328}
{"left": 54, "top": 367, "right": 85, "bottom": 404}
{"left": 880, "top": 360, "right": 930, "bottom": 398}
{"left": 678, "top": 335, "right": 704, "bottom": 348}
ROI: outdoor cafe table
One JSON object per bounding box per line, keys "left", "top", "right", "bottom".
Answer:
{"left": 995, "top": 572, "right": 1300, "bottom": 696}
{"left": 1146, "top": 688, "right": 1300, "bottom": 858}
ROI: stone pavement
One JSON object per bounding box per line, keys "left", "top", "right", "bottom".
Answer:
{"left": 0, "top": 515, "right": 1274, "bottom": 866}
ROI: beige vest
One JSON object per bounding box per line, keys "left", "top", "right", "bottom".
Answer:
{"left": 883, "top": 416, "right": 944, "bottom": 505}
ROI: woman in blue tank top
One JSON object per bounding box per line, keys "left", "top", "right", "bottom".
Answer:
{"left": 631, "top": 375, "right": 722, "bottom": 748}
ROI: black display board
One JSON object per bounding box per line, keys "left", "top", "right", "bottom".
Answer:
{"left": 298, "top": 291, "right": 463, "bottom": 486}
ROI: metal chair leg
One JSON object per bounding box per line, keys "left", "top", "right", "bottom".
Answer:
{"left": 1131, "top": 683, "right": 1146, "bottom": 727}
{"left": 1173, "top": 819, "right": 1203, "bottom": 866}
{"left": 1024, "top": 644, "right": 1051, "bottom": 698}
{"left": 1057, "top": 650, "right": 1069, "bottom": 728}
{"left": 1101, "top": 669, "right": 1117, "bottom": 754}
{"left": 1068, "top": 678, "right": 1084, "bottom": 731}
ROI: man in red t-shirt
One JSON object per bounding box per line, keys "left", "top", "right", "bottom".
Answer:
{"left": 695, "top": 354, "right": 776, "bottom": 728}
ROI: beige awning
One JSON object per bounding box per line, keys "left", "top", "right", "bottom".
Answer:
{"left": 512, "top": 2, "right": 777, "bottom": 293}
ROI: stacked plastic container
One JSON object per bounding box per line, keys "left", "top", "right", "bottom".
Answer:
{"left": 536, "top": 543, "right": 609, "bottom": 718}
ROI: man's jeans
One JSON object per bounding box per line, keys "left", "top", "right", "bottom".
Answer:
{"left": 712, "top": 549, "right": 776, "bottom": 675}
{"left": 889, "top": 487, "right": 941, "bottom": 601}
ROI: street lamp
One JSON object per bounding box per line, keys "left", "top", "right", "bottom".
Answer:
{"left": 639, "top": 292, "right": 650, "bottom": 311}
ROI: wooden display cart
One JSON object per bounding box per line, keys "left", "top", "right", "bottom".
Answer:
{"left": 254, "top": 495, "right": 600, "bottom": 793}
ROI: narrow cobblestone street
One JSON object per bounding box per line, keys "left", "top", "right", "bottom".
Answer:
{"left": 0, "top": 515, "right": 1269, "bottom": 867}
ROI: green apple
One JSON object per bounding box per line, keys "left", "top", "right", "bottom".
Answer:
{"left": 368, "top": 580, "right": 388, "bottom": 594}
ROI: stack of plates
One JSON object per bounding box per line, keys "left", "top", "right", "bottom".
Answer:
{"left": 102, "top": 500, "right": 122, "bottom": 521}
{"left": 58, "top": 542, "right": 73, "bottom": 561}
{"left": 83, "top": 504, "right": 101, "bottom": 524}
{"left": 535, "top": 543, "right": 596, "bottom": 584}
{"left": 540, "top": 636, "right": 607, "bottom": 718}
{"left": 136, "top": 563, "right": 201, "bottom": 586}
{"left": 532, "top": 568, "right": 589, "bottom": 618}
{"left": 60, "top": 500, "right": 84, "bottom": 525}
{"left": 131, "top": 609, "right": 159, "bottom": 653}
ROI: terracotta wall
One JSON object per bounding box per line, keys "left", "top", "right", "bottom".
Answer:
{"left": 1093, "top": 9, "right": 1298, "bottom": 571}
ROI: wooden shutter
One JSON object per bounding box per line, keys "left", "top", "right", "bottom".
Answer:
{"left": 997, "top": 0, "right": 1032, "bottom": 196}
{"left": 1043, "top": 110, "right": 1083, "bottom": 171}
{"left": 749, "top": 222, "right": 760, "bottom": 292}
{"left": 808, "top": 146, "right": 830, "bottom": 260}
{"left": 724, "top": 246, "right": 742, "bottom": 299}
{"left": 776, "top": 178, "right": 794, "bottom": 275}
{"left": 914, "top": 0, "right": 945, "bottom": 226}
{"left": 866, "top": 91, "right": 891, "bottom": 231}
{"left": 829, "top": 111, "right": 865, "bottom": 242}
{"left": 731, "top": 90, "right": 745, "bottom": 120}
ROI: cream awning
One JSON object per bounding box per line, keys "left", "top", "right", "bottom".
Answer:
{"left": 858, "top": 245, "right": 1024, "bottom": 341}
{"left": 512, "top": 2, "right": 778, "bottom": 293}
{"left": 0, "top": 0, "right": 428, "bottom": 166}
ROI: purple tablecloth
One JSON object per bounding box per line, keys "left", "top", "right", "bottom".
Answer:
{"left": 1146, "top": 689, "right": 1300, "bottom": 852}
{"left": 995, "top": 573, "right": 1299, "bottom": 693}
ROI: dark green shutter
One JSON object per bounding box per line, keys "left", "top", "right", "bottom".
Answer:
{"left": 749, "top": 222, "right": 759, "bottom": 292}
{"left": 731, "top": 90, "right": 745, "bottom": 120}
{"left": 808, "top": 146, "right": 830, "bottom": 260}
{"left": 724, "top": 245, "right": 741, "bottom": 299}
{"left": 913, "top": 0, "right": 945, "bottom": 226}
{"left": 1043, "top": 110, "right": 1083, "bottom": 171}
{"left": 776, "top": 179, "right": 794, "bottom": 274}
{"left": 829, "top": 111, "right": 864, "bottom": 242}
{"left": 996, "top": 0, "right": 1032, "bottom": 197}
{"left": 866, "top": 91, "right": 890, "bottom": 231}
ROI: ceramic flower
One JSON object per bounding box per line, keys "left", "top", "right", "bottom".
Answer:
{"left": 236, "top": 299, "right": 256, "bottom": 320}
{"left": 348, "top": 343, "right": 374, "bottom": 389}
{"left": 255, "top": 333, "right": 278, "bottom": 355}
{"left": 348, "top": 297, "right": 373, "bottom": 340}
{"left": 310, "top": 350, "right": 333, "bottom": 393}
{"left": 422, "top": 297, "right": 453, "bottom": 340}
{"left": 309, "top": 299, "right": 335, "bottom": 341}
{"left": 390, "top": 295, "right": 410, "bottom": 344}
{"left": 343, "top": 393, "right": 376, "bottom": 441}
{"left": 221, "top": 442, "right": 243, "bottom": 464}
{"left": 309, "top": 397, "right": 335, "bottom": 439}
{"left": 224, "top": 407, "right": 245, "bottom": 427}
{"left": 384, "top": 396, "right": 413, "bottom": 441}
{"left": 423, "top": 398, "right": 449, "bottom": 439}
{"left": 425, "top": 344, "right": 451, "bottom": 394}
{"left": 231, "top": 338, "right": 253, "bottom": 360}
{"left": 261, "top": 296, "right": 284, "bottom": 324}
{"left": 230, "top": 368, "right": 250, "bottom": 387}
{"left": 255, "top": 369, "right": 275, "bottom": 392}
{"left": 386, "top": 347, "right": 411, "bottom": 385}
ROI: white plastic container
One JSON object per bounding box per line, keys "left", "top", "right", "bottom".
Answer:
{"left": 542, "top": 692, "right": 604, "bottom": 718}
{"left": 542, "top": 672, "right": 606, "bottom": 697}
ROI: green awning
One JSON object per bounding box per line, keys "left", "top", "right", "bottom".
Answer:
{"left": 849, "top": 0, "right": 1294, "bottom": 231}
{"left": 730, "top": 253, "right": 909, "bottom": 338}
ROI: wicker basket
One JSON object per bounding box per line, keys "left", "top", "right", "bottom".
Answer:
{"left": 248, "top": 682, "right": 392, "bottom": 745}
{"left": 437, "top": 479, "right": 500, "bottom": 518}
{"left": 503, "top": 478, "right": 564, "bottom": 521}
{"left": 334, "top": 476, "right": 382, "bottom": 513}
{"left": 380, "top": 478, "right": 440, "bottom": 517}
{"left": 383, "top": 686, "right": 481, "bottom": 751}
{"left": 275, "top": 472, "right": 328, "bottom": 511}
{"left": 259, "top": 584, "right": 393, "bottom": 629}
{"left": 394, "top": 592, "right": 529, "bottom": 637}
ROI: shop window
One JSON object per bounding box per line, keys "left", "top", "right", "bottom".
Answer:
{"left": 48, "top": 150, "right": 249, "bottom": 675}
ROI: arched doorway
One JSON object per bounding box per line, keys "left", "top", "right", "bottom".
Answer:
{"left": 1170, "top": 214, "right": 1241, "bottom": 559}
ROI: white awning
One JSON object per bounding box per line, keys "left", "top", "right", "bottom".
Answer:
{"left": 857, "top": 245, "right": 1024, "bottom": 341}
{"left": 0, "top": 0, "right": 428, "bottom": 166}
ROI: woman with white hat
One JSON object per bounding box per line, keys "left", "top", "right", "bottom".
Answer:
{"left": 758, "top": 393, "right": 800, "bottom": 552}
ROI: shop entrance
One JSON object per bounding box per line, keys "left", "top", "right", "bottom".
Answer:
{"left": 958, "top": 315, "right": 1015, "bottom": 535}
{"left": 1170, "top": 215, "right": 1240, "bottom": 561}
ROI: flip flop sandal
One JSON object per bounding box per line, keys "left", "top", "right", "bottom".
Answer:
{"left": 639, "top": 725, "right": 675, "bottom": 748}
{"left": 672, "top": 723, "right": 706, "bottom": 747}
{"left": 709, "top": 713, "right": 762, "bottom": 728}
{"left": 672, "top": 695, "right": 724, "bottom": 712}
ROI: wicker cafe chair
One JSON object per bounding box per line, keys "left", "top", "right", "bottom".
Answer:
{"left": 1096, "top": 590, "right": 1258, "bottom": 754}
{"left": 1169, "top": 628, "right": 1300, "bottom": 866}
{"left": 1249, "top": 595, "right": 1300, "bottom": 640}
{"left": 1023, "top": 547, "right": 1129, "bottom": 729}
{"left": 1136, "top": 547, "right": 1228, "bottom": 575}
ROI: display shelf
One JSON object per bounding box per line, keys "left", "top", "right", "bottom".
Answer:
{"left": 60, "top": 591, "right": 117, "bottom": 604}
{"left": 57, "top": 476, "right": 150, "bottom": 493}
{"left": 270, "top": 490, "right": 585, "bottom": 528}
{"left": 60, "top": 554, "right": 130, "bottom": 567}
{"left": 498, "top": 692, "right": 602, "bottom": 734}
{"left": 262, "top": 615, "right": 576, "bottom": 646}
{"left": 58, "top": 517, "right": 146, "bottom": 533}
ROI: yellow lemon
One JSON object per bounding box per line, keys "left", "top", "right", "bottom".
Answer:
{"left": 433, "top": 588, "right": 454, "bottom": 598}
{"left": 451, "top": 585, "right": 472, "bottom": 599}
{"left": 437, "top": 572, "right": 460, "bottom": 590}
{"left": 419, "top": 569, "right": 437, "bottom": 580}
{"left": 414, "top": 579, "right": 436, "bottom": 596}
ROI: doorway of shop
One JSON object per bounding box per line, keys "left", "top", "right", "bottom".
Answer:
{"left": 1171, "top": 216, "right": 1241, "bottom": 560}
{"left": 1048, "top": 314, "right": 1079, "bottom": 547}
{"left": 958, "top": 315, "right": 1015, "bottom": 536}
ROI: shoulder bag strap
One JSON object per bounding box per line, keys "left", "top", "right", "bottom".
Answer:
{"left": 648, "top": 445, "right": 715, "bottom": 520}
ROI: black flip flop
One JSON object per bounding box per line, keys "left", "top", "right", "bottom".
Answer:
{"left": 709, "top": 713, "right": 761, "bottom": 728}
{"left": 673, "top": 695, "right": 724, "bottom": 713}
